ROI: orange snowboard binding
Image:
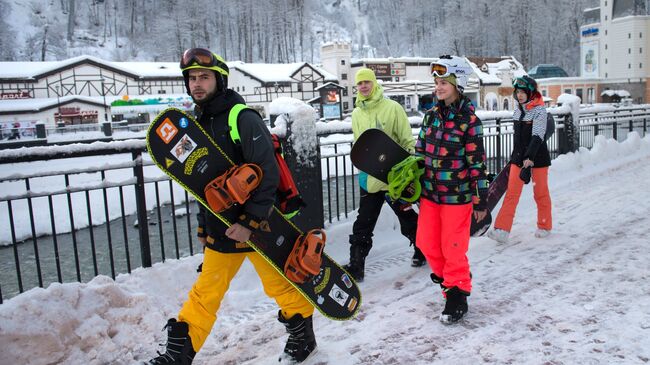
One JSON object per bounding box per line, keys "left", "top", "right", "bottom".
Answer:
{"left": 204, "top": 163, "right": 263, "bottom": 213}
{"left": 284, "top": 229, "right": 326, "bottom": 284}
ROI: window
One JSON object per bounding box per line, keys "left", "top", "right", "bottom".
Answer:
{"left": 606, "top": 58, "right": 608, "bottom": 64}
{"left": 641, "top": 48, "right": 643, "bottom": 54}
{"left": 342, "top": 87, "right": 348, "bottom": 96}
{"left": 542, "top": 89, "right": 547, "bottom": 97}
{"left": 503, "top": 99, "right": 509, "bottom": 110}
{"left": 158, "top": 90, "right": 166, "bottom": 94}
{"left": 242, "top": 86, "right": 245, "bottom": 92}
{"left": 605, "top": 44, "right": 608, "bottom": 49}
{"left": 236, "top": 86, "right": 240, "bottom": 92}
{"left": 629, "top": 63, "right": 631, "bottom": 69}
{"left": 629, "top": 48, "right": 631, "bottom": 54}
{"left": 576, "top": 88, "right": 583, "bottom": 102}
{"left": 640, "top": 32, "right": 643, "bottom": 38}
{"left": 341, "top": 73, "right": 348, "bottom": 80}
{"left": 606, "top": 72, "right": 608, "bottom": 78}
{"left": 343, "top": 101, "right": 349, "bottom": 110}
{"left": 340, "top": 60, "right": 346, "bottom": 65}
{"left": 564, "top": 88, "right": 572, "bottom": 94}
{"left": 605, "top": 30, "right": 608, "bottom": 35}
{"left": 605, "top": 15, "right": 608, "bottom": 20}
{"left": 297, "top": 83, "right": 302, "bottom": 92}
{"left": 313, "top": 82, "right": 317, "bottom": 89}
{"left": 629, "top": 33, "right": 631, "bottom": 39}
{"left": 588, "top": 88, "right": 594, "bottom": 103}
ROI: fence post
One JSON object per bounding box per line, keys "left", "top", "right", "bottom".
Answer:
{"left": 558, "top": 113, "right": 578, "bottom": 154}
{"left": 36, "top": 123, "right": 46, "bottom": 139}
{"left": 281, "top": 115, "right": 325, "bottom": 231}
{"left": 102, "top": 122, "right": 113, "bottom": 137}
{"left": 495, "top": 118, "right": 502, "bottom": 171}
{"left": 132, "top": 151, "right": 152, "bottom": 267}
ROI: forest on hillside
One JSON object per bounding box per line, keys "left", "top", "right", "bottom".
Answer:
{"left": 0, "top": 0, "right": 599, "bottom": 75}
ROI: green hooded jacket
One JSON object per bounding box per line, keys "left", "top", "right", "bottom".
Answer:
{"left": 352, "top": 84, "right": 415, "bottom": 193}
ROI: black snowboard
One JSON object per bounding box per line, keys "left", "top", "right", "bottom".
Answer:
{"left": 350, "top": 128, "right": 507, "bottom": 236}
{"left": 146, "top": 108, "right": 360, "bottom": 321}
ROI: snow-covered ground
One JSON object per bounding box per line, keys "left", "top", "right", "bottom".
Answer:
{"left": 1, "top": 132, "right": 650, "bottom": 364}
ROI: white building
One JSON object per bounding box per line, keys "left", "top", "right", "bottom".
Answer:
{"left": 0, "top": 55, "right": 339, "bottom": 134}
{"left": 320, "top": 42, "right": 527, "bottom": 113}
{"left": 579, "top": 0, "right": 650, "bottom": 103}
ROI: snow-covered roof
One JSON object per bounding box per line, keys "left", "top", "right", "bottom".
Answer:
{"left": 601, "top": 89, "right": 631, "bottom": 97}
{"left": 315, "top": 82, "right": 344, "bottom": 90}
{"left": 229, "top": 61, "right": 337, "bottom": 84}
{"left": 467, "top": 56, "right": 527, "bottom": 85}
{"left": 0, "top": 55, "right": 181, "bottom": 80}
{"left": 0, "top": 95, "right": 109, "bottom": 113}
{"left": 535, "top": 76, "right": 602, "bottom": 84}
{"left": 351, "top": 56, "right": 437, "bottom": 65}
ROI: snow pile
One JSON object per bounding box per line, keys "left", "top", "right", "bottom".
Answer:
{"left": 552, "top": 132, "right": 650, "bottom": 180}
{"left": 269, "top": 97, "right": 319, "bottom": 167}
{"left": 557, "top": 93, "right": 581, "bottom": 126}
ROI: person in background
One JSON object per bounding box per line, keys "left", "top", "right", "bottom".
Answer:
{"left": 488, "top": 75, "right": 552, "bottom": 243}
{"left": 147, "top": 48, "right": 316, "bottom": 364}
{"left": 345, "top": 67, "right": 425, "bottom": 283}
{"left": 415, "top": 55, "right": 489, "bottom": 324}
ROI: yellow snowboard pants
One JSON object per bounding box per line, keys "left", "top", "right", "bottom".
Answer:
{"left": 178, "top": 248, "right": 314, "bottom": 351}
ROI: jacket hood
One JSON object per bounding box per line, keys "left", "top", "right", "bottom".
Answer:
{"left": 355, "top": 83, "right": 384, "bottom": 109}
{"left": 523, "top": 93, "right": 544, "bottom": 110}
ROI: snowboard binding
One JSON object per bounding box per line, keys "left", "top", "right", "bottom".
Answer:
{"left": 204, "top": 163, "right": 263, "bottom": 212}
{"left": 284, "top": 229, "right": 326, "bottom": 284}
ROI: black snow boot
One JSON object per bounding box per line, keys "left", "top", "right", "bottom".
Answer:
{"left": 278, "top": 311, "right": 317, "bottom": 363}
{"left": 343, "top": 243, "right": 370, "bottom": 282}
{"left": 148, "top": 318, "right": 196, "bottom": 365}
{"left": 411, "top": 246, "right": 426, "bottom": 267}
{"left": 439, "top": 286, "right": 469, "bottom": 324}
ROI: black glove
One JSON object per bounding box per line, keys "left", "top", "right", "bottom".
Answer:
{"left": 519, "top": 166, "right": 531, "bottom": 184}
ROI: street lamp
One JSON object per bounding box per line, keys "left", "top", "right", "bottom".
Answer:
{"left": 101, "top": 78, "right": 108, "bottom": 122}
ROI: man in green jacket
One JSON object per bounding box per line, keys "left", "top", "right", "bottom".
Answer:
{"left": 345, "top": 68, "right": 424, "bottom": 282}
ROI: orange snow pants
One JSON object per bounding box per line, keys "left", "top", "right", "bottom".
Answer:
{"left": 178, "top": 248, "right": 314, "bottom": 352}
{"left": 416, "top": 198, "right": 472, "bottom": 294}
{"left": 494, "top": 164, "right": 552, "bottom": 232}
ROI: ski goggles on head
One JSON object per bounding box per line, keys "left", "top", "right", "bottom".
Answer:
{"left": 180, "top": 48, "right": 228, "bottom": 75}
{"left": 512, "top": 77, "right": 534, "bottom": 91}
{"left": 430, "top": 63, "right": 451, "bottom": 78}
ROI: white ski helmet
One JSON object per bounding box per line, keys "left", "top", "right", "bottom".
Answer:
{"left": 430, "top": 55, "right": 473, "bottom": 93}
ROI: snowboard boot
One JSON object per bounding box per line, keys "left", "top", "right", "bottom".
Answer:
{"left": 439, "top": 287, "right": 469, "bottom": 324}
{"left": 148, "top": 319, "right": 195, "bottom": 365}
{"left": 343, "top": 240, "right": 370, "bottom": 282}
{"left": 278, "top": 311, "right": 317, "bottom": 363}
{"left": 411, "top": 246, "right": 426, "bottom": 267}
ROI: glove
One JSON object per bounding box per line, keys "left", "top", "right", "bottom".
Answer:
{"left": 519, "top": 166, "right": 531, "bottom": 184}
{"left": 385, "top": 194, "right": 413, "bottom": 212}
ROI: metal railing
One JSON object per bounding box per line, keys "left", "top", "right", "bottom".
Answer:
{"left": 0, "top": 105, "right": 648, "bottom": 302}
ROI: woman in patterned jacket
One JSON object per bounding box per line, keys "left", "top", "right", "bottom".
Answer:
{"left": 415, "top": 56, "right": 489, "bottom": 324}
{"left": 488, "top": 76, "right": 552, "bottom": 244}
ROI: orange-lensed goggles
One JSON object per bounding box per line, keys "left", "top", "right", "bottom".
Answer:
{"left": 430, "top": 63, "right": 450, "bottom": 78}
{"left": 180, "top": 48, "right": 217, "bottom": 69}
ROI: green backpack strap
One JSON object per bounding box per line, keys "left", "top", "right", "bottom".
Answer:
{"left": 228, "top": 103, "right": 249, "bottom": 144}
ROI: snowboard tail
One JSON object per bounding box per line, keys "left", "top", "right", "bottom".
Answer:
{"left": 146, "top": 108, "right": 360, "bottom": 320}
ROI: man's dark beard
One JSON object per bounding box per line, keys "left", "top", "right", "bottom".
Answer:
{"left": 193, "top": 88, "right": 218, "bottom": 105}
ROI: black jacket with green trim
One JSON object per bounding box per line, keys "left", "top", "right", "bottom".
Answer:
{"left": 195, "top": 89, "right": 279, "bottom": 253}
